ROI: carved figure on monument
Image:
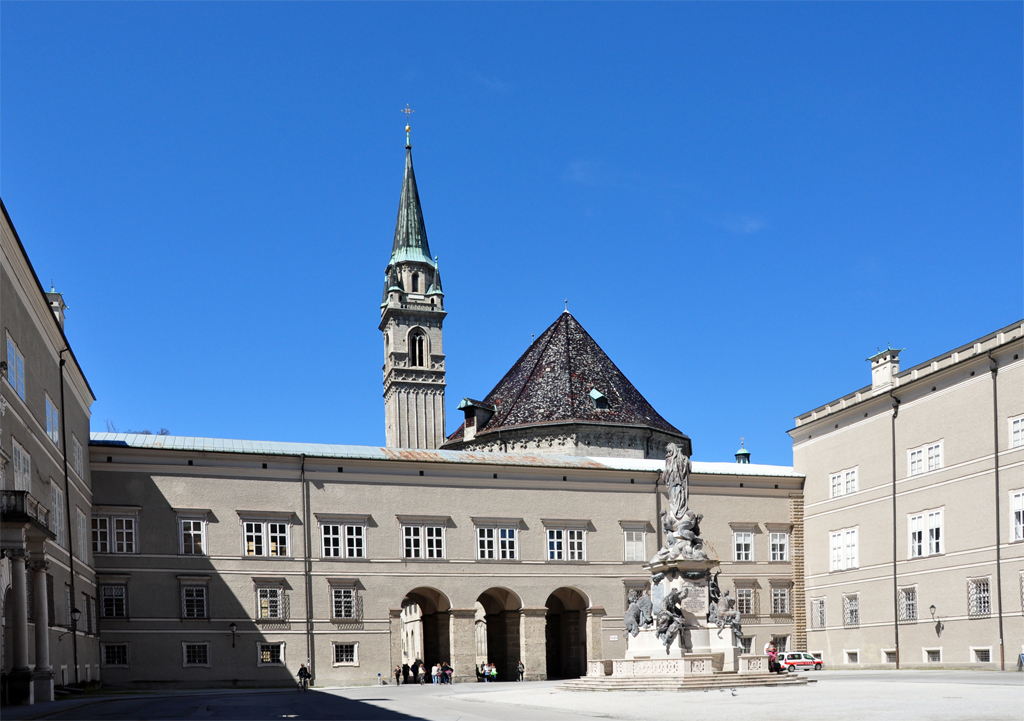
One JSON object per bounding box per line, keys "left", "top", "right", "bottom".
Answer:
{"left": 623, "top": 588, "right": 654, "bottom": 637}
{"left": 713, "top": 591, "right": 743, "bottom": 640}
{"left": 664, "top": 442, "right": 691, "bottom": 520}
{"left": 655, "top": 587, "right": 689, "bottom": 653}
{"left": 651, "top": 508, "right": 709, "bottom": 563}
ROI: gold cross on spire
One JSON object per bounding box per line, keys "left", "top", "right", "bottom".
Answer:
{"left": 401, "top": 104, "right": 414, "bottom": 147}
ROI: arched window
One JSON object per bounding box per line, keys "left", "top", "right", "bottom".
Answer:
{"left": 411, "top": 273, "right": 420, "bottom": 293}
{"left": 409, "top": 333, "right": 426, "bottom": 367}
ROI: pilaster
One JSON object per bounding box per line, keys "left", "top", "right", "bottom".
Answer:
{"left": 447, "top": 608, "right": 477, "bottom": 682}
{"left": 790, "top": 492, "right": 806, "bottom": 651}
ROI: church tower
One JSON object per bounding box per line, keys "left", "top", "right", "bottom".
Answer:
{"left": 379, "top": 123, "right": 447, "bottom": 448}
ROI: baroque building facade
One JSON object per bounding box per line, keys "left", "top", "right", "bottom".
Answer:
{"left": 790, "top": 321, "right": 1024, "bottom": 670}
{"left": 1, "top": 200, "right": 100, "bottom": 704}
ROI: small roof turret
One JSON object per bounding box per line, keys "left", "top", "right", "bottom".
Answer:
{"left": 735, "top": 438, "right": 751, "bottom": 464}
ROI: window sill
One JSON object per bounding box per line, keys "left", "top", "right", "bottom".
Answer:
{"left": 475, "top": 559, "right": 521, "bottom": 564}
{"left": 332, "top": 662, "right": 359, "bottom": 668}
{"left": 545, "top": 560, "right": 589, "bottom": 564}
{"left": 319, "top": 556, "right": 371, "bottom": 562}
{"left": 180, "top": 617, "right": 211, "bottom": 622}
{"left": 401, "top": 557, "right": 448, "bottom": 562}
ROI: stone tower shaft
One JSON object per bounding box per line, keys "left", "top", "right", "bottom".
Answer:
{"left": 380, "top": 141, "right": 446, "bottom": 448}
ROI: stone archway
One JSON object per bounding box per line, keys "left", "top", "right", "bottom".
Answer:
{"left": 475, "top": 587, "right": 522, "bottom": 681}
{"left": 399, "top": 587, "right": 451, "bottom": 675}
{"left": 545, "top": 587, "right": 589, "bottom": 680}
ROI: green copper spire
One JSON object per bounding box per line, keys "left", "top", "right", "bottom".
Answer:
{"left": 389, "top": 142, "right": 434, "bottom": 266}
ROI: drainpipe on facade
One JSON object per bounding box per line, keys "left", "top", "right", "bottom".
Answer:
{"left": 300, "top": 454, "right": 315, "bottom": 682}
{"left": 988, "top": 351, "right": 1006, "bottom": 671}
{"left": 888, "top": 391, "right": 900, "bottom": 669}
{"left": 58, "top": 352, "right": 80, "bottom": 684}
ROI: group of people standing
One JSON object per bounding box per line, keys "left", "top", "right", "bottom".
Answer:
{"left": 394, "top": 660, "right": 453, "bottom": 685}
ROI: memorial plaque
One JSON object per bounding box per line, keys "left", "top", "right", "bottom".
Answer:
{"left": 680, "top": 579, "right": 708, "bottom": 615}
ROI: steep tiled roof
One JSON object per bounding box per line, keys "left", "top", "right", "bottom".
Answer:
{"left": 444, "top": 312, "right": 687, "bottom": 444}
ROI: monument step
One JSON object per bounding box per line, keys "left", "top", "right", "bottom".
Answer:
{"left": 560, "top": 674, "right": 810, "bottom": 692}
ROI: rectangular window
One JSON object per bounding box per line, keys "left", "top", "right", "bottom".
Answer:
{"left": 51, "top": 481, "right": 66, "bottom": 548}
{"left": 1012, "top": 416, "right": 1024, "bottom": 449}
{"left": 45, "top": 395, "right": 60, "bottom": 445}
{"left": 733, "top": 532, "right": 753, "bottom": 562}
{"left": 771, "top": 587, "right": 790, "bottom": 615}
{"left": 909, "top": 514, "right": 924, "bottom": 558}
{"left": 926, "top": 649, "right": 940, "bottom": 663}
{"left": 843, "top": 594, "right": 859, "bottom": 628}
{"left": 101, "top": 586, "right": 127, "bottom": 618}
{"left": 181, "top": 519, "right": 206, "bottom": 555}
{"left": 114, "top": 518, "right": 135, "bottom": 553}
{"left": 736, "top": 588, "right": 754, "bottom": 616}
{"left": 331, "top": 587, "right": 357, "bottom": 619}
{"left": 183, "top": 643, "right": 209, "bottom": 667}
{"left": 245, "top": 522, "right": 264, "bottom": 556}
{"left": 7, "top": 334, "right": 25, "bottom": 400}
{"left": 81, "top": 592, "right": 91, "bottom": 634}
{"left": 258, "top": 643, "right": 283, "bottom": 666}
{"left": 102, "top": 644, "right": 129, "bottom": 667}
{"left": 909, "top": 442, "right": 942, "bottom": 475}
{"left": 968, "top": 578, "right": 991, "bottom": 618}
{"left": 92, "top": 517, "right": 109, "bottom": 554}
{"left": 182, "top": 586, "right": 208, "bottom": 619}
{"left": 403, "top": 526, "right": 421, "bottom": 558}
{"left": 76, "top": 508, "right": 88, "bottom": 561}
{"left": 831, "top": 527, "right": 858, "bottom": 571}
{"left": 547, "top": 529, "right": 564, "bottom": 560}
{"left": 738, "top": 636, "right": 753, "bottom": 654}
{"left": 478, "top": 527, "right": 495, "bottom": 559}
{"left": 811, "top": 598, "right": 826, "bottom": 629}
{"left": 899, "top": 587, "right": 918, "bottom": 623}
{"left": 973, "top": 648, "right": 991, "bottom": 663}
{"left": 257, "top": 587, "right": 282, "bottom": 619}
{"left": 72, "top": 435, "right": 84, "bottom": 478}
{"left": 845, "top": 469, "right": 857, "bottom": 495}
{"left": 829, "top": 466, "right": 858, "bottom": 498}
{"left": 345, "top": 525, "right": 364, "bottom": 558}
{"left": 624, "top": 530, "right": 645, "bottom": 562}
{"left": 12, "top": 439, "right": 30, "bottom": 492}
{"left": 770, "top": 532, "right": 788, "bottom": 562}
{"left": 771, "top": 635, "right": 789, "bottom": 653}
{"left": 322, "top": 525, "right": 341, "bottom": 557}
{"left": 927, "top": 509, "right": 942, "bottom": 555}
{"left": 1011, "top": 490, "right": 1023, "bottom": 542}
{"left": 334, "top": 642, "right": 357, "bottom": 665}
{"left": 567, "top": 529, "right": 586, "bottom": 560}
{"left": 268, "top": 523, "right": 288, "bottom": 556}
{"left": 909, "top": 448, "right": 923, "bottom": 476}
{"left": 846, "top": 650, "right": 859, "bottom": 664}
{"left": 499, "top": 528, "right": 516, "bottom": 560}
{"left": 424, "top": 526, "right": 444, "bottom": 558}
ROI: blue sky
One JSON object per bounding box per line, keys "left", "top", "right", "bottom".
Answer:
{"left": 2, "top": 3, "right": 1021, "bottom": 466}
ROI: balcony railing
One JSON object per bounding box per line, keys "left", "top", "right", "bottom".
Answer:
{"left": 0, "top": 490, "right": 51, "bottom": 528}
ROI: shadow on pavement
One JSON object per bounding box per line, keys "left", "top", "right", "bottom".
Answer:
{"left": 38, "top": 689, "right": 424, "bottom": 720}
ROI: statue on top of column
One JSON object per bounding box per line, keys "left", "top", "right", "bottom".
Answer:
{"left": 651, "top": 443, "right": 709, "bottom": 564}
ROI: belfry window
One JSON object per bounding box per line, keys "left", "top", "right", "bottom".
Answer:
{"left": 410, "top": 333, "right": 425, "bottom": 367}
{"left": 411, "top": 273, "right": 419, "bottom": 292}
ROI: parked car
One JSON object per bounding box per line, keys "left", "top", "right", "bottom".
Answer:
{"left": 778, "top": 652, "right": 823, "bottom": 671}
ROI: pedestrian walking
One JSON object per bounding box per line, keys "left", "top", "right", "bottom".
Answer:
{"left": 489, "top": 663, "right": 498, "bottom": 683}
{"left": 394, "top": 665, "right": 402, "bottom": 686}
{"left": 418, "top": 664, "right": 426, "bottom": 684}
{"left": 517, "top": 660, "right": 524, "bottom": 681}
{"left": 432, "top": 663, "right": 441, "bottom": 684}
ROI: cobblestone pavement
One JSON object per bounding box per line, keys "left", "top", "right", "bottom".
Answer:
{"left": 4, "top": 671, "right": 1019, "bottom": 720}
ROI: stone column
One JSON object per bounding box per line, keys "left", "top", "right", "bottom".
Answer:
{"left": 447, "top": 608, "right": 477, "bottom": 682}
{"left": 9, "top": 549, "right": 30, "bottom": 671}
{"left": 30, "top": 560, "right": 54, "bottom": 702}
{"left": 519, "top": 608, "right": 548, "bottom": 681}
{"left": 388, "top": 608, "right": 403, "bottom": 673}
{"left": 503, "top": 610, "right": 521, "bottom": 681}
{"left": 586, "top": 606, "right": 605, "bottom": 662}
{"left": 31, "top": 561, "right": 50, "bottom": 672}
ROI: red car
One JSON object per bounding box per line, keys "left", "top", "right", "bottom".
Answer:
{"left": 778, "top": 652, "right": 823, "bottom": 671}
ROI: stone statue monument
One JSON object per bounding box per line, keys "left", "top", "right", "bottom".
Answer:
{"left": 623, "top": 588, "right": 654, "bottom": 638}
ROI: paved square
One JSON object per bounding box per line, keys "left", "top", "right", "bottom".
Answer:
{"left": 4, "top": 671, "right": 1019, "bottom": 720}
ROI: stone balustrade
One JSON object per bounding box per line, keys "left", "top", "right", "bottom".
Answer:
{"left": 738, "top": 654, "right": 770, "bottom": 674}
{"left": 1, "top": 490, "right": 50, "bottom": 528}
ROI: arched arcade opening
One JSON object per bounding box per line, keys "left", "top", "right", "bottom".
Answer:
{"left": 474, "top": 587, "right": 522, "bottom": 681}
{"left": 400, "top": 587, "right": 451, "bottom": 673}
{"left": 545, "top": 587, "right": 588, "bottom": 680}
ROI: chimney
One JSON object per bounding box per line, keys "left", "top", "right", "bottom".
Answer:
{"left": 45, "top": 286, "right": 67, "bottom": 331}
{"left": 868, "top": 345, "right": 903, "bottom": 396}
